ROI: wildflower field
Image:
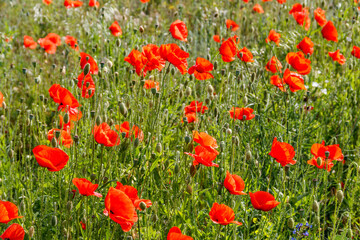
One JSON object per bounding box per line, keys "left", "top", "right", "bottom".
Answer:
{"left": 0, "top": 0, "right": 360, "bottom": 239}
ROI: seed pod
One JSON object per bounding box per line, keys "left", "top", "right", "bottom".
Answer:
{"left": 186, "top": 185, "right": 193, "bottom": 195}
{"left": 119, "top": 102, "right": 128, "bottom": 117}
{"left": 156, "top": 143, "right": 162, "bottom": 153}
{"left": 336, "top": 190, "right": 344, "bottom": 203}
{"left": 287, "top": 218, "right": 295, "bottom": 228}
{"left": 95, "top": 116, "right": 101, "bottom": 126}
{"left": 312, "top": 200, "right": 319, "bottom": 212}
{"left": 83, "top": 63, "right": 91, "bottom": 76}
{"left": 139, "top": 201, "right": 147, "bottom": 211}
{"left": 185, "top": 86, "right": 192, "bottom": 97}
{"left": 63, "top": 113, "right": 70, "bottom": 124}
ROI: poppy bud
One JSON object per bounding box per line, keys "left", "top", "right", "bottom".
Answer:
{"left": 205, "top": 98, "right": 211, "bottom": 105}
{"left": 246, "top": 150, "right": 252, "bottom": 161}
{"left": 63, "top": 113, "right": 70, "bottom": 124}
{"left": 213, "top": 61, "right": 218, "bottom": 70}
{"left": 151, "top": 88, "right": 157, "bottom": 95}
{"left": 186, "top": 184, "right": 193, "bottom": 195}
{"left": 22, "top": 68, "right": 27, "bottom": 74}
{"left": 151, "top": 214, "right": 158, "bottom": 222}
{"left": 133, "top": 138, "right": 140, "bottom": 148}
{"left": 55, "top": 130, "right": 61, "bottom": 139}
{"left": 156, "top": 143, "right": 162, "bottom": 153}
{"left": 185, "top": 86, "right": 192, "bottom": 97}
{"left": 312, "top": 200, "right": 319, "bottom": 212}
{"left": 52, "top": 215, "right": 58, "bottom": 226}
{"left": 29, "top": 226, "right": 35, "bottom": 238}
{"left": 207, "top": 84, "right": 214, "bottom": 95}
{"left": 119, "top": 102, "right": 128, "bottom": 117}
{"left": 51, "top": 137, "right": 58, "bottom": 148}
{"left": 126, "top": 237, "right": 133, "bottom": 240}
{"left": 139, "top": 26, "right": 144, "bottom": 33}
{"left": 316, "top": 157, "right": 322, "bottom": 166}
{"left": 35, "top": 77, "right": 41, "bottom": 84}
{"left": 190, "top": 164, "right": 197, "bottom": 177}
{"left": 287, "top": 218, "right": 295, "bottom": 228}
{"left": 174, "top": 163, "right": 180, "bottom": 174}
{"left": 184, "top": 135, "right": 191, "bottom": 144}
{"left": 243, "top": 96, "right": 248, "bottom": 106}
{"left": 139, "top": 201, "right": 147, "bottom": 211}
{"left": 221, "top": 69, "right": 226, "bottom": 76}
{"left": 121, "top": 132, "right": 127, "bottom": 138}
{"left": 103, "top": 176, "right": 108, "bottom": 184}
{"left": 226, "top": 128, "right": 232, "bottom": 135}
{"left": 95, "top": 116, "right": 101, "bottom": 126}
{"left": 7, "top": 149, "right": 14, "bottom": 158}
{"left": 336, "top": 190, "right": 344, "bottom": 203}
{"left": 116, "top": 39, "right": 121, "bottom": 47}
{"left": 73, "top": 135, "right": 79, "bottom": 144}
{"left": 325, "top": 151, "right": 330, "bottom": 158}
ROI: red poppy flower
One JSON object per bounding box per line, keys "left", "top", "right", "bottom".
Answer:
{"left": 159, "top": 44, "right": 189, "bottom": 74}
{"left": 140, "top": 0, "right": 150, "bottom": 2}
{"left": 115, "top": 121, "right": 144, "bottom": 142}
{"left": 188, "top": 57, "right": 214, "bottom": 80}
{"left": 89, "top": 0, "right": 99, "bottom": 7}
{"left": 0, "top": 223, "right": 25, "bottom": 240}
{"left": 269, "top": 137, "right": 296, "bottom": 167}
{"left": 77, "top": 72, "right": 95, "bottom": 98}
{"left": 23, "top": 36, "right": 37, "bottom": 49}
{"left": 184, "top": 101, "right": 208, "bottom": 115}
{"left": 47, "top": 129, "right": 73, "bottom": 148}
{"left": 249, "top": 191, "right": 280, "bottom": 211}
{"left": 283, "top": 69, "right": 306, "bottom": 92}
{"left": 115, "top": 182, "right": 152, "bottom": 211}
{"left": 237, "top": 47, "right": 254, "bottom": 62}
{"left": 0, "top": 92, "right": 3, "bottom": 108}
{"left": 286, "top": 51, "right": 311, "bottom": 75}
{"left": 209, "top": 203, "right": 242, "bottom": 226}
{"left": 142, "top": 44, "right": 166, "bottom": 73}
{"left": 219, "top": 35, "right": 239, "bottom": 62}
{"left": 310, "top": 141, "right": 344, "bottom": 162}
{"left": 93, "top": 123, "right": 120, "bottom": 147}
{"left": 104, "top": 187, "right": 138, "bottom": 232}
{"left": 124, "top": 49, "right": 148, "bottom": 76}
{"left": 185, "top": 146, "right": 219, "bottom": 167}
{"left": 328, "top": 50, "right": 346, "bottom": 65}
{"left": 193, "top": 131, "right": 219, "bottom": 155}
{"left": 80, "top": 52, "right": 98, "bottom": 74}
{"left": 43, "top": 0, "right": 52, "bottom": 5}
{"left": 291, "top": 8, "right": 310, "bottom": 30}
{"left": 213, "top": 35, "right": 221, "bottom": 43}
{"left": 72, "top": 178, "right": 102, "bottom": 197}
{"left": 226, "top": 19, "right": 239, "bottom": 31}
{"left": 183, "top": 112, "right": 197, "bottom": 123}
{"left": 270, "top": 75, "right": 285, "bottom": 92}
{"left": 169, "top": 20, "right": 188, "bottom": 42}
{"left": 0, "top": 201, "right": 23, "bottom": 224}
{"left": 289, "top": 3, "right": 302, "bottom": 14}
{"left": 296, "top": 37, "right": 314, "bottom": 56}
{"left": 224, "top": 171, "right": 246, "bottom": 195}
{"left": 109, "top": 21, "right": 122, "bottom": 37}
{"left": 32, "top": 145, "right": 69, "bottom": 172}
{"left": 229, "top": 107, "right": 255, "bottom": 121}
{"left": 167, "top": 227, "right": 193, "bottom": 240}
{"left": 265, "top": 30, "right": 281, "bottom": 46}
{"left": 351, "top": 46, "right": 360, "bottom": 59}
{"left": 253, "top": 4, "right": 264, "bottom": 13}
{"left": 266, "top": 56, "right": 282, "bottom": 73}
{"left": 45, "top": 33, "right": 61, "bottom": 46}
{"left": 38, "top": 38, "right": 57, "bottom": 54}
{"left": 321, "top": 21, "right": 338, "bottom": 42}
{"left": 49, "top": 84, "right": 79, "bottom": 108}
{"left": 65, "top": 35, "right": 79, "bottom": 51}
{"left": 144, "top": 80, "right": 160, "bottom": 91}
{"left": 64, "top": 0, "right": 83, "bottom": 8}
{"left": 277, "top": 0, "right": 286, "bottom": 3}
{"left": 80, "top": 221, "right": 86, "bottom": 230}
{"left": 314, "top": 8, "right": 327, "bottom": 27}
{"left": 307, "top": 157, "right": 334, "bottom": 172}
